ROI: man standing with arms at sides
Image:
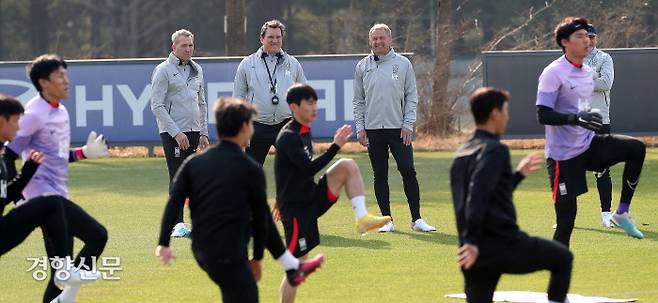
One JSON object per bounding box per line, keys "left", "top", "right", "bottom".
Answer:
{"left": 156, "top": 98, "right": 323, "bottom": 303}
{"left": 276, "top": 84, "right": 391, "bottom": 303}
{"left": 151, "top": 29, "right": 209, "bottom": 238}
{"left": 584, "top": 23, "right": 616, "bottom": 228}
{"left": 451, "top": 87, "right": 572, "bottom": 303}
{"left": 353, "top": 23, "right": 435, "bottom": 233}
{"left": 233, "top": 19, "right": 307, "bottom": 165}
{"left": 536, "top": 17, "right": 645, "bottom": 246}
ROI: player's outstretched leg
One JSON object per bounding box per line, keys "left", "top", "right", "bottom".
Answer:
{"left": 326, "top": 158, "right": 391, "bottom": 234}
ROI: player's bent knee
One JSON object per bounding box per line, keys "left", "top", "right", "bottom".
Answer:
{"left": 631, "top": 139, "right": 646, "bottom": 158}
{"left": 336, "top": 158, "right": 359, "bottom": 173}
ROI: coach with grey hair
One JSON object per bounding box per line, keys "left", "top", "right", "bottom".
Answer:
{"left": 151, "top": 28, "right": 208, "bottom": 238}
{"left": 233, "top": 19, "right": 307, "bottom": 166}
{"left": 353, "top": 23, "right": 435, "bottom": 232}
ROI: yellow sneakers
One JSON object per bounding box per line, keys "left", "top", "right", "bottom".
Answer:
{"left": 356, "top": 214, "right": 392, "bottom": 234}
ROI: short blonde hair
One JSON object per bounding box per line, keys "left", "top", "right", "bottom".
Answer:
{"left": 369, "top": 23, "right": 392, "bottom": 38}
{"left": 171, "top": 29, "right": 194, "bottom": 44}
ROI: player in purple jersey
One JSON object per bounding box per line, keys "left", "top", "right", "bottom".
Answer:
{"left": 536, "top": 17, "right": 646, "bottom": 247}
{"left": 0, "top": 95, "right": 101, "bottom": 303}
{"left": 2, "top": 55, "right": 109, "bottom": 303}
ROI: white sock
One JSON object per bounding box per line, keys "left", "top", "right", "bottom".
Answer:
{"left": 52, "top": 286, "right": 80, "bottom": 303}
{"left": 277, "top": 251, "right": 300, "bottom": 271}
{"left": 351, "top": 195, "right": 367, "bottom": 219}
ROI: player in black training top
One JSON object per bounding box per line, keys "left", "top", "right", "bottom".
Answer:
{"left": 156, "top": 98, "right": 323, "bottom": 303}
{"left": 274, "top": 83, "right": 391, "bottom": 303}
{"left": 450, "top": 88, "right": 573, "bottom": 303}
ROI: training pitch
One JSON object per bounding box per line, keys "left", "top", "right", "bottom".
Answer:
{"left": 1, "top": 149, "right": 657, "bottom": 302}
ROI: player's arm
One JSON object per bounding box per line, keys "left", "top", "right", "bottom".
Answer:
{"left": 6, "top": 151, "right": 42, "bottom": 203}
{"left": 537, "top": 105, "right": 602, "bottom": 132}
{"left": 462, "top": 146, "right": 506, "bottom": 247}
{"left": 157, "top": 158, "right": 192, "bottom": 247}
{"left": 69, "top": 131, "right": 110, "bottom": 162}
{"left": 3, "top": 147, "right": 20, "bottom": 181}
{"left": 247, "top": 167, "right": 269, "bottom": 261}
{"left": 279, "top": 132, "right": 340, "bottom": 177}
{"left": 4, "top": 111, "right": 44, "bottom": 178}
{"left": 512, "top": 153, "right": 543, "bottom": 190}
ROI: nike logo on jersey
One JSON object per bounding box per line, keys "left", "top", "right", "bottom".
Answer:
{"left": 173, "top": 73, "right": 179, "bottom": 77}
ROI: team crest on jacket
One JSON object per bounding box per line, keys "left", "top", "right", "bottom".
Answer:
{"left": 392, "top": 64, "right": 399, "bottom": 80}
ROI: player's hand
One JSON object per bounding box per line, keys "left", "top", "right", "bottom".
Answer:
{"left": 174, "top": 133, "right": 190, "bottom": 150}
{"left": 516, "top": 153, "right": 543, "bottom": 177}
{"left": 82, "top": 131, "right": 110, "bottom": 159}
{"left": 457, "top": 243, "right": 479, "bottom": 270}
{"left": 198, "top": 135, "right": 210, "bottom": 151}
{"left": 249, "top": 258, "right": 262, "bottom": 281}
{"left": 574, "top": 110, "right": 603, "bottom": 132}
{"left": 333, "top": 124, "right": 353, "bottom": 147}
{"left": 357, "top": 130, "right": 369, "bottom": 147}
{"left": 156, "top": 245, "right": 176, "bottom": 266}
{"left": 26, "top": 150, "right": 45, "bottom": 165}
{"left": 272, "top": 203, "right": 281, "bottom": 222}
{"left": 401, "top": 128, "right": 413, "bottom": 146}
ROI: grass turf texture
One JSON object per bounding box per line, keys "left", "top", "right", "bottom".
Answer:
{"left": 1, "top": 149, "right": 657, "bottom": 302}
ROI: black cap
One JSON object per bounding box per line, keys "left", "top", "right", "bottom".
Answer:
{"left": 587, "top": 24, "right": 597, "bottom": 36}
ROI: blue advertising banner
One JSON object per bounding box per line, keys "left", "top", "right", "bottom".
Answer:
{"left": 0, "top": 54, "right": 367, "bottom": 143}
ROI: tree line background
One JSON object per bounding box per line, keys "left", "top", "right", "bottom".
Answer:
{"left": 1, "top": 0, "right": 656, "bottom": 135}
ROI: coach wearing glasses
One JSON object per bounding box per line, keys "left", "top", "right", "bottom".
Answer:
{"left": 233, "top": 19, "right": 307, "bottom": 165}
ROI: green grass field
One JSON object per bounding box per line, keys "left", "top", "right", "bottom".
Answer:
{"left": 1, "top": 149, "right": 657, "bottom": 302}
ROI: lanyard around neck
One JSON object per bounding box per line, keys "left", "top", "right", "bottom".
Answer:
{"left": 263, "top": 56, "right": 279, "bottom": 94}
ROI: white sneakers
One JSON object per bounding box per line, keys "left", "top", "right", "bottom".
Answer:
{"left": 378, "top": 221, "right": 395, "bottom": 232}
{"left": 552, "top": 212, "right": 614, "bottom": 230}
{"left": 601, "top": 211, "right": 614, "bottom": 228}
{"left": 378, "top": 218, "right": 437, "bottom": 232}
{"left": 411, "top": 218, "right": 436, "bottom": 232}
{"left": 53, "top": 268, "right": 100, "bottom": 289}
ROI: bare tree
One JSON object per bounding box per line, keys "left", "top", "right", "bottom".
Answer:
{"left": 225, "top": 0, "right": 247, "bottom": 56}
{"left": 421, "top": 0, "right": 452, "bottom": 136}
{"left": 421, "top": 0, "right": 558, "bottom": 136}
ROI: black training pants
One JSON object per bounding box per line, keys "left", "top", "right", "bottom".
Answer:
{"left": 462, "top": 236, "right": 572, "bottom": 303}
{"left": 366, "top": 129, "right": 421, "bottom": 221}
{"left": 161, "top": 131, "right": 200, "bottom": 223}
{"left": 193, "top": 250, "right": 259, "bottom": 303}
{"left": 42, "top": 196, "right": 108, "bottom": 303}
{"left": 246, "top": 120, "right": 290, "bottom": 166}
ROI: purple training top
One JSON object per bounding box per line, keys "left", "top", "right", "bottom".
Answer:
{"left": 8, "top": 95, "right": 71, "bottom": 199}
{"left": 536, "top": 55, "right": 594, "bottom": 161}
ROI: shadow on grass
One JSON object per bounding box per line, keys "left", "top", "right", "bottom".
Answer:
{"left": 320, "top": 234, "right": 392, "bottom": 250}
{"left": 394, "top": 230, "right": 459, "bottom": 246}
{"left": 574, "top": 226, "right": 658, "bottom": 242}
